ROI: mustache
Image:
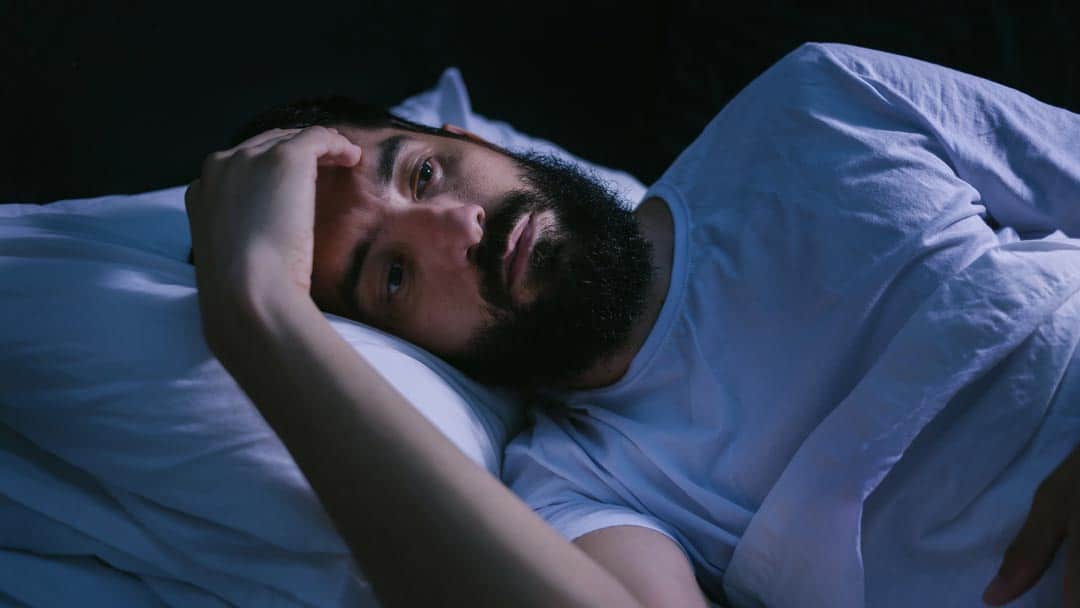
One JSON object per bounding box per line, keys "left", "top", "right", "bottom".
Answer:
{"left": 473, "top": 190, "right": 540, "bottom": 311}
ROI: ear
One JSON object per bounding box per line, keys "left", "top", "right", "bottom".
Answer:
{"left": 441, "top": 123, "right": 492, "bottom": 145}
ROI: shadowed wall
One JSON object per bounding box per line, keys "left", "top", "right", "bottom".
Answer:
{"left": 2, "top": 1, "right": 1077, "bottom": 203}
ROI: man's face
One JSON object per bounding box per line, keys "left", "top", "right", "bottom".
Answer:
{"left": 310, "top": 125, "right": 522, "bottom": 355}
{"left": 310, "top": 124, "right": 652, "bottom": 387}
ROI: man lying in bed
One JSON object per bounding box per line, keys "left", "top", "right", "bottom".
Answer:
{"left": 185, "top": 43, "right": 1080, "bottom": 606}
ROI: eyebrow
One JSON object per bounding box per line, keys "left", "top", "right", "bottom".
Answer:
{"left": 339, "top": 225, "right": 382, "bottom": 319}
{"left": 376, "top": 134, "right": 409, "bottom": 187}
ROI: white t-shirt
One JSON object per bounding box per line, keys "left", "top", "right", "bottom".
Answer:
{"left": 503, "top": 42, "right": 1080, "bottom": 604}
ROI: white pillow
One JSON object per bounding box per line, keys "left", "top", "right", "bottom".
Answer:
{"left": 0, "top": 68, "right": 649, "bottom": 607}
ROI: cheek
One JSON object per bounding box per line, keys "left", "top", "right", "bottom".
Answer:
{"left": 309, "top": 228, "right": 351, "bottom": 309}
{"left": 310, "top": 210, "right": 372, "bottom": 311}
{"left": 310, "top": 183, "right": 349, "bottom": 292}
{"left": 406, "top": 275, "right": 491, "bottom": 356}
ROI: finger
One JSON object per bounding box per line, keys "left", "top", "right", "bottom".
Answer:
{"left": 983, "top": 485, "right": 1068, "bottom": 605}
{"left": 238, "top": 126, "right": 360, "bottom": 167}
{"left": 198, "top": 131, "right": 298, "bottom": 181}
{"left": 279, "top": 125, "right": 362, "bottom": 167}
{"left": 231, "top": 128, "right": 302, "bottom": 153}
{"left": 316, "top": 127, "right": 363, "bottom": 167}
{"left": 244, "top": 131, "right": 303, "bottom": 158}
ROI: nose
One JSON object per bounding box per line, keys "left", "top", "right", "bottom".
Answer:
{"left": 422, "top": 203, "right": 485, "bottom": 268}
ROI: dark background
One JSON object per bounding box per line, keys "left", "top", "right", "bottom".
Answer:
{"left": 3, "top": 0, "right": 1078, "bottom": 203}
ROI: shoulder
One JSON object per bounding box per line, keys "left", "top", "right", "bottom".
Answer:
{"left": 774, "top": 42, "right": 969, "bottom": 96}
{"left": 646, "top": 43, "right": 865, "bottom": 190}
{"left": 754, "top": 42, "right": 936, "bottom": 102}
{"left": 692, "top": 43, "right": 868, "bottom": 136}
{"left": 758, "top": 42, "right": 849, "bottom": 85}
{"left": 774, "top": 42, "right": 893, "bottom": 74}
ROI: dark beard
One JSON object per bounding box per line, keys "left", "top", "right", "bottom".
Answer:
{"left": 448, "top": 178, "right": 654, "bottom": 389}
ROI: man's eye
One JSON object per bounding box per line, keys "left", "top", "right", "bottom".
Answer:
{"left": 415, "top": 159, "right": 434, "bottom": 198}
{"left": 387, "top": 261, "right": 405, "bottom": 298}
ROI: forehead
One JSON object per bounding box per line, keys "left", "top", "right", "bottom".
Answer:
{"left": 332, "top": 124, "right": 527, "bottom": 214}
{"left": 336, "top": 124, "right": 511, "bottom": 169}
{"left": 310, "top": 123, "right": 524, "bottom": 316}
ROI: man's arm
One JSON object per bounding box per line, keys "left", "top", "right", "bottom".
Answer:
{"left": 810, "top": 43, "right": 1080, "bottom": 238}
{"left": 224, "top": 297, "right": 707, "bottom": 607}
{"left": 817, "top": 44, "right": 1080, "bottom": 607}
{"left": 216, "top": 285, "right": 646, "bottom": 606}
{"left": 575, "top": 526, "right": 710, "bottom": 608}
{"left": 183, "top": 125, "right": 663, "bottom": 607}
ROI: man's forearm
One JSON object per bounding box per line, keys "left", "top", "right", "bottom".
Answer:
{"left": 211, "top": 291, "right": 642, "bottom": 607}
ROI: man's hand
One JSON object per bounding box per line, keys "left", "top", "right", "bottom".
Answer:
{"left": 983, "top": 444, "right": 1080, "bottom": 606}
{"left": 184, "top": 126, "right": 361, "bottom": 345}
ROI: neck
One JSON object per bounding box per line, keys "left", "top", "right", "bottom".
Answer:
{"left": 568, "top": 197, "right": 674, "bottom": 390}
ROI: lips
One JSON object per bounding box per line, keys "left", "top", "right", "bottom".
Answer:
{"left": 502, "top": 212, "right": 535, "bottom": 292}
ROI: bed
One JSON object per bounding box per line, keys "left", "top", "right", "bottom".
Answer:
{"left": 0, "top": 69, "right": 648, "bottom": 607}
{"left": 6, "top": 46, "right": 1080, "bottom": 607}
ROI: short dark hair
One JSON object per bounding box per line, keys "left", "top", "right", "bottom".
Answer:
{"left": 230, "top": 95, "right": 460, "bottom": 147}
